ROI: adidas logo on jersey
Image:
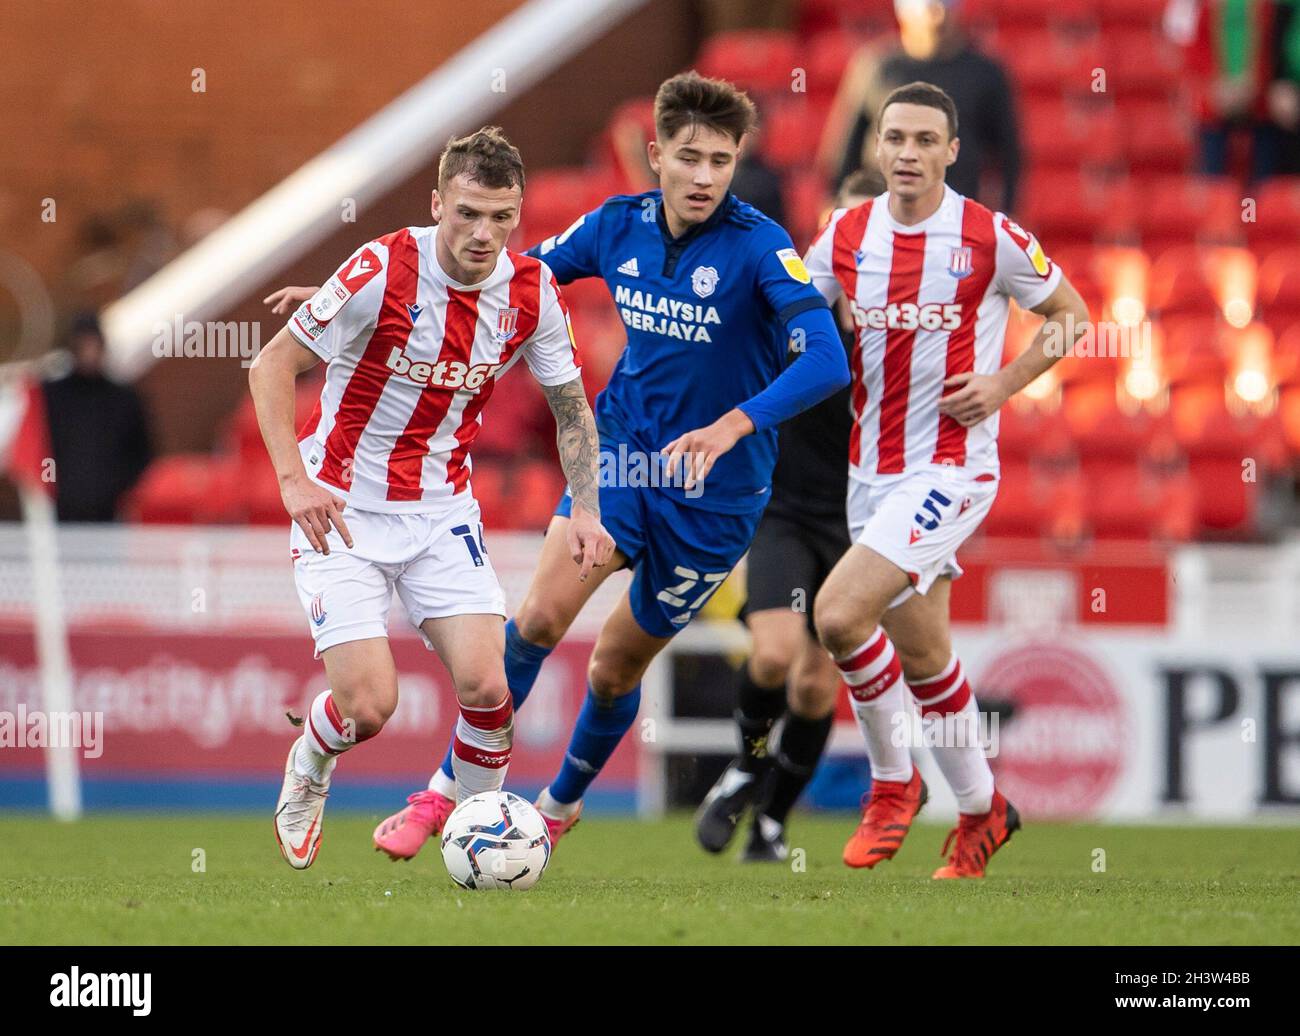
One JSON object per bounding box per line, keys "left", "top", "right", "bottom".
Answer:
{"left": 617, "top": 257, "right": 640, "bottom": 277}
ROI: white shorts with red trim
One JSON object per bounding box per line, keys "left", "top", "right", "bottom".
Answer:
{"left": 847, "top": 465, "right": 998, "bottom": 608}
{"left": 290, "top": 494, "right": 506, "bottom": 655}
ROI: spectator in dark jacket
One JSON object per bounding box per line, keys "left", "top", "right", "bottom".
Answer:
{"left": 42, "top": 313, "right": 153, "bottom": 521}
{"left": 822, "top": 0, "right": 1021, "bottom": 213}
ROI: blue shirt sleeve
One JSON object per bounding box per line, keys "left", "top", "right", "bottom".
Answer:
{"left": 736, "top": 223, "right": 850, "bottom": 432}
{"left": 524, "top": 204, "right": 605, "bottom": 284}
{"left": 738, "top": 306, "right": 848, "bottom": 432}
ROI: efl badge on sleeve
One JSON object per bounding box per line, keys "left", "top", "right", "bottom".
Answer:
{"left": 1002, "top": 217, "right": 1053, "bottom": 278}
{"left": 776, "top": 248, "right": 812, "bottom": 284}
{"left": 947, "top": 245, "right": 973, "bottom": 279}
{"left": 495, "top": 306, "right": 519, "bottom": 341}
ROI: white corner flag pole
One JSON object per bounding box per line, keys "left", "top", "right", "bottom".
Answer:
{"left": 18, "top": 483, "right": 82, "bottom": 820}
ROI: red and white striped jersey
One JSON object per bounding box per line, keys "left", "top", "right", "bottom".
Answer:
{"left": 287, "top": 225, "right": 581, "bottom": 514}
{"left": 804, "top": 185, "right": 1061, "bottom": 483}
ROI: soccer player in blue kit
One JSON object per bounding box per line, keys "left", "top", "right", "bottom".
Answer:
{"left": 270, "top": 72, "right": 849, "bottom": 855}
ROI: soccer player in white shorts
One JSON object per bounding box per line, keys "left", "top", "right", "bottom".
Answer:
{"left": 249, "top": 128, "right": 613, "bottom": 869}
{"left": 802, "top": 82, "right": 1091, "bottom": 878}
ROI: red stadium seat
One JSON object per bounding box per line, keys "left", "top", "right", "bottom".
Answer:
{"left": 998, "top": 30, "right": 1103, "bottom": 99}
{"left": 235, "top": 456, "right": 290, "bottom": 526}
{"left": 472, "top": 377, "right": 552, "bottom": 461}
{"left": 512, "top": 459, "right": 566, "bottom": 530}
{"left": 125, "top": 455, "right": 242, "bottom": 524}
{"left": 1160, "top": 315, "right": 1224, "bottom": 378}
{"left": 1082, "top": 460, "right": 1168, "bottom": 539}
{"left": 1097, "top": 0, "right": 1169, "bottom": 27}
{"left": 785, "top": 169, "right": 833, "bottom": 252}
{"left": 983, "top": 0, "right": 1099, "bottom": 28}
{"left": 1258, "top": 247, "right": 1300, "bottom": 334}
{"left": 1020, "top": 169, "right": 1113, "bottom": 240}
{"left": 805, "top": 30, "right": 858, "bottom": 100}
{"left": 1136, "top": 176, "right": 1243, "bottom": 251}
{"left": 1022, "top": 101, "right": 1123, "bottom": 171}
{"left": 1245, "top": 177, "right": 1300, "bottom": 247}
{"left": 1102, "top": 29, "right": 1183, "bottom": 98}
{"left": 796, "top": 0, "right": 895, "bottom": 38}
{"left": 221, "top": 375, "right": 324, "bottom": 466}
{"left": 1119, "top": 101, "right": 1195, "bottom": 174}
{"left": 1063, "top": 395, "right": 1149, "bottom": 457}
{"left": 695, "top": 31, "right": 801, "bottom": 95}
{"left": 1275, "top": 323, "right": 1300, "bottom": 388}
{"left": 470, "top": 464, "right": 508, "bottom": 530}
{"left": 1150, "top": 400, "right": 1273, "bottom": 536}
{"left": 1279, "top": 384, "right": 1300, "bottom": 460}
{"left": 984, "top": 463, "right": 1086, "bottom": 542}
{"left": 997, "top": 403, "right": 1061, "bottom": 462}
{"left": 981, "top": 459, "right": 1042, "bottom": 537}
{"left": 515, "top": 167, "right": 625, "bottom": 246}
{"left": 760, "top": 97, "right": 823, "bottom": 172}
{"left": 1047, "top": 244, "right": 1104, "bottom": 318}
{"left": 1187, "top": 455, "right": 1258, "bottom": 535}
{"left": 1149, "top": 246, "right": 1223, "bottom": 320}
{"left": 593, "top": 97, "right": 656, "bottom": 191}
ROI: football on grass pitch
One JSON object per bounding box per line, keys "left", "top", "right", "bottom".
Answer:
{"left": 440, "top": 791, "right": 551, "bottom": 890}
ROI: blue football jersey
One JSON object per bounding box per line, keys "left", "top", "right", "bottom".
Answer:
{"left": 528, "top": 190, "right": 832, "bottom": 515}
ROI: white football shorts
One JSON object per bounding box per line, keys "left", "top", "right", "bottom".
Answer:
{"left": 847, "top": 465, "right": 998, "bottom": 608}
{"left": 290, "top": 494, "right": 506, "bottom": 655}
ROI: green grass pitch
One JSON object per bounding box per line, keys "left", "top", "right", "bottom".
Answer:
{"left": 1, "top": 813, "right": 1296, "bottom": 945}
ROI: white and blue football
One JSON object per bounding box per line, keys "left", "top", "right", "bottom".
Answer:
{"left": 440, "top": 790, "right": 551, "bottom": 891}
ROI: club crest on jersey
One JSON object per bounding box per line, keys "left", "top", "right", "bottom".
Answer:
{"left": 495, "top": 307, "right": 519, "bottom": 341}
{"left": 947, "top": 246, "right": 973, "bottom": 279}
{"left": 691, "top": 265, "right": 719, "bottom": 298}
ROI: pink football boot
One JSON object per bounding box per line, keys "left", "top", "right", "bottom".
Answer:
{"left": 537, "top": 794, "right": 583, "bottom": 848}
{"left": 373, "top": 789, "right": 455, "bottom": 861}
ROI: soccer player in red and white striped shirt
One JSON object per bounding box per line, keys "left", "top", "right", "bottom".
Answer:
{"left": 250, "top": 128, "right": 614, "bottom": 869}
{"left": 804, "top": 83, "right": 1090, "bottom": 878}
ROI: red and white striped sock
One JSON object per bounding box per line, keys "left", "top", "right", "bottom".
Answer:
{"left": 835, "top": 628, "right": 912, "bottom": 783}
{"left": 294, "top": 690, "right": 355, "bottom": 781}
{"left": 452, "top": 695, "right": 514, "bottom": 801}
{"left": 908, "top": 656, "right": 994, "bottom": 814}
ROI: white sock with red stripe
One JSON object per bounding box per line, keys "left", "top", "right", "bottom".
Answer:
{"left": 452, "top": 695, "right": 514, "bottom": 802}
{"left": 294, "top": 690, "right": 353, "bottom": 782}
{"left": 908, "top": 655, "right": 994, "bottom": 814}
{"left": 835, "top": 628, "right": 913, "bottom": 783}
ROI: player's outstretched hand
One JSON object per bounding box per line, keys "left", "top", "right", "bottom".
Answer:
{"left": 263, "top": 286, "right": 319, "bottom": 315}
{"left": 281, "top": 473, "right": 353, "bottom": 555}
{"left": 662, "top": 409, "right": 754, "bottom": 492}
{"left": 566, "top": 506, "right": 615, "bottom": 582}
{"left": 937, "top": 372, "right": 1009, "bottom": 427}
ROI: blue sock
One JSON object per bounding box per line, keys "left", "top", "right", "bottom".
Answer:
{"left": 548, "top": 683, "right": 642, "bottom": 804}
{"left": 438, "top": 618, "right": 552, "bottom": 782}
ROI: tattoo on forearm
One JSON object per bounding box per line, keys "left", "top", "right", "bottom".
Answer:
{"left": 542, "top": 377, "right": 600, "bottom": 518}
